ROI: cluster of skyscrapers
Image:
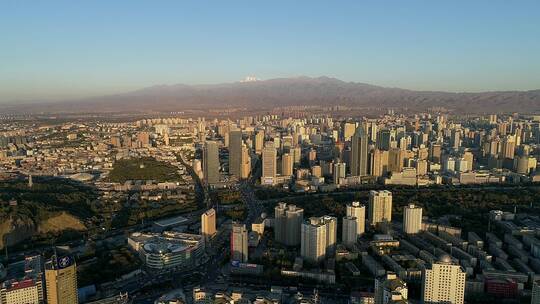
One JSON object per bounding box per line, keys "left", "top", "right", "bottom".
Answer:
{"left": 195, "top": 113, "right": 540, "bottom": 193}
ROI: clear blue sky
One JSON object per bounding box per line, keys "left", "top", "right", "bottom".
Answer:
{"left": 1, "top": 0, "right": 539, "bottom": 102}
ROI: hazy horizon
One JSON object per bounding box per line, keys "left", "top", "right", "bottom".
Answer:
{"left": 1, "top": 0, "right": 540, "bottom": 103}
{"left": 3, "top": 75, "right": 540, "bottom": 105}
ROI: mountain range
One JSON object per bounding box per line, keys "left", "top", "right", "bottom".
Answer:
{"left": 3, "top": 76, "right": 540, "bottom": 113}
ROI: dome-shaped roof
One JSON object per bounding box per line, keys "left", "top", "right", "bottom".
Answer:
{"left": 439, "top": 254, "right": 452, "bottom": 263}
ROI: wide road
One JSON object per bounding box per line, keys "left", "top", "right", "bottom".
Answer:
{"left": 177, "top": 152, "right": 208, "bottom": 209}
{"left": 239, "top": 155, "right": 264, "bottom": 226}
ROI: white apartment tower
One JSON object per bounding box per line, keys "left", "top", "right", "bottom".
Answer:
{"left": 346, "top": 201, "right": 366, "bottom": 237}
{"left": 301, "top": 217, "right": 328, "bottom": 263}
{"left": 231, "top": 223, "right": 248, "bottom": 262}
{"left": 274, "top": 203, "right": 304, "bottom": 246}
{"left": 322, "top": 216, "right": 338, "bottom": 256}
{"left": 342, "top": 216, "right": 357, "bottom": 247}
{"left": 403, "top": 204, "right": 422, "bottom": 234}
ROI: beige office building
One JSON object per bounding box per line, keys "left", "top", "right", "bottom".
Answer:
{"left": 388, "top": 148, "right": 405, "bottom": 173}
{"left": 240, "top": 145, "right": 251, "bottom": 179}
{"left": 281, "top": 153, "right": 294, "bottom": 176}
{"left": 254, "top": 131, "right": 264, "bottom": 154}
{"left": 45, "top": 256, "right": 78, "bottom": 304}
{"left": 370, "top": 149, "right": 389, "bottom": 177}
{"left": 368, "top": 190, "right": 392, "bottom": 226}
{"left": 0, "top": 279, "right": 41, "bottom": 304}
{"left": 343, "top": 122, "right": 356, "bottom": 141}
{"left": 422, "top": 255, "right": 466, "bottom": 304}
{"left": 201, "top": 208, "right": 217, "bottom": 240}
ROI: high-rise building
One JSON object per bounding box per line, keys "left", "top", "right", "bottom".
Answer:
{"left": 311, "top": 165, "right": 322, "bottom": 178}
{"left": 333, "top": 162, "right": 346, "bottom": 185}
{"left": 240, "top": 144, "right": 251, "bottom": 179}
{"left": 110, "top": 135, "right": 121, "bottom": 148}
{"left": 282, "top": 135, "right": 294, "bottom": 151}
{"left": 374, "top": 272, "right": 408, "bottom": 304}
{"left": 370, "top": 149, "right": 389, "bottom": 177}
{"left": 462, "top": 151, "right": 474, "bottom": 171}
{"left": 368, "top": 121, "right": 378, "bottom": 143}
{"left": 343, "top": 122, "right": 357, "bottom": 141}
{"left": 262, "top": 144, "right": 277, "bottom": 184}
{"left": 388, "top": 148, "right": 404, "bottom": 173}
{"left": 254, "top": 131, "right": 264, "bottom": 154}
{"left": 45, "top": 255, "right": 78, "bottom": 304}
{"left": 137, "top": 131, "right": 150, "bottom": 148}
{"left": 451, "top": 129, "right": 461, "bottom": 150}
{"left": 231, "top": 223, "right": 248, "bottom": 262}
{"left": 0, "top": 255, "right": 44, "bottom": 304}
{"left": 351, "top": 126, "right": 369, "bottom": 176}
{"left": 163, "top": 133, "right": 170, "bottom": 146}
{"left": 422, "top": 255, "right": 466, "bottom": 304}
{"left": 308, "top": 149, "right": 317, "bottom": 165}
{"left": 429, "top": 143, "right": 442, "bottom": 163}
{"left": 403, "top": 204, "right": 422, "bottom": 234}
{"left": 281, "top": 153, "right": 293, "bottom": 176}
{"left": 203, "top": 141, "right": 220, "bottom": 185}
{"left": 122, "top": 135, "right": 132, "bottom": 148}
{"left": 377, "top": 129, "right": 392, "bottom": 151}
{"left": 342, "top": 216, "right": 357, "bottom": 248}
{"left": 322, "top": 216, "right": 338, "bottom": 256}
{"left": 274, "top": 203, "right": 304, "bottom": 246}
{"left": 501, "top": 135, "right": 516, "bottom": 159}
{"left": 489, "top": 114, "right": 498, "bottom": 125}
{"left": 301, "top": 217, "right": 327, "bottom": 263}
{"left": 0, "top": 279, "right": 41, "bottom": 304}
{"left": 292, "top": 146, "right": 302, "bottom": 164}
{"left": 368, "top": 190, "right": 392, "bottom": 227}
{"left": 201, "top": 208, "right": 216, "bottom": 240}
{"left": 228, "top": 130, "right": 243, "bottom": 176}
{"left": 415, "top": 159, "right": 428, "bottom": 176}
{"left": 346, "top": 202, "right": 366, "bottom": 237}
{"left": 417, "top": 146, "right": 429, "bottom": 160}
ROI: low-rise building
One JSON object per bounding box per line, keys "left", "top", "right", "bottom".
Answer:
{"left": 128, "top": 231, "right": 204, "bottom": 270}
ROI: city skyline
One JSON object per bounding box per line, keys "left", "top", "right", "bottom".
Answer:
{"left": 3, "top": 1, "right": 540, "bottom": 303}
